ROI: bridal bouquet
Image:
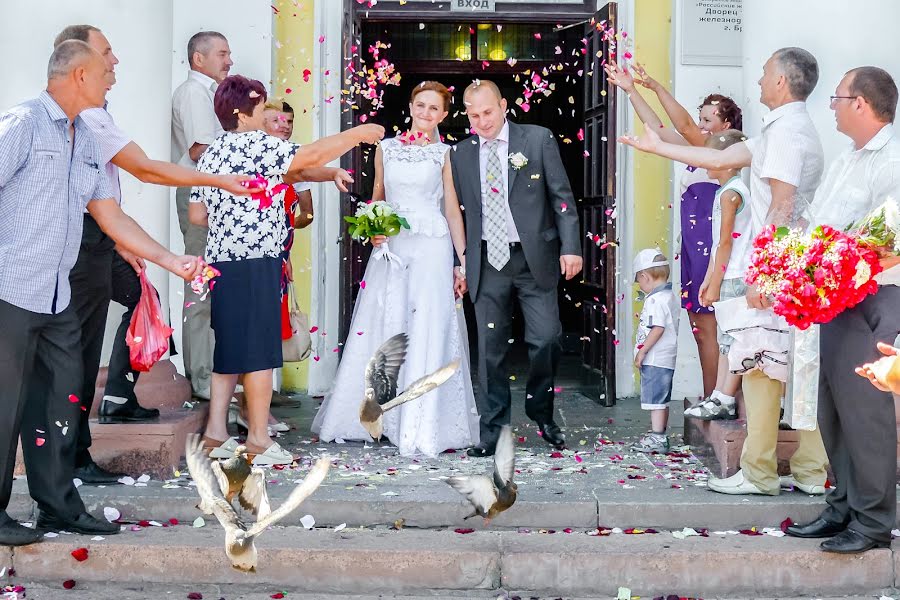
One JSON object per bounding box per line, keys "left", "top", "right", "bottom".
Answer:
{"left": 745, "top": 224, "right": 882, "bottom": 330}
{"left": 344, "top": 200, "right": 410, "bottom": 242}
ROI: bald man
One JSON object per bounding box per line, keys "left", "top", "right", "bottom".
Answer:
{"left": 449, "top": 80, "right": 582, "bottom": 457}
{"left": 0, "top": 41, "right": 202, "bottom": 544}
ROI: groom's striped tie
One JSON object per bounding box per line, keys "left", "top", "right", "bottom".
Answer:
{"left": 482, "top": 139, "right": 510, "bottom": 271}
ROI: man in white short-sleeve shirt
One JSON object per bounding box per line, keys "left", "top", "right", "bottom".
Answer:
{"left": 784, "top": 67, "right": 900, "bottom": 553}
{"left": 620, "top": 47, "right": 830, "bottom": 498}
{"left": 54, "top": 25, "right": 253, "bottom": 485}
{"left": 171, "top": 31, "right": 233, "bottom": 400}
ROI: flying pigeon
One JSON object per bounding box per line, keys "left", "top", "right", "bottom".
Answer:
{"left": 359, "top": 332, "right": 460, "bottom": 440}
{"left": 444, "top": 426, "right": 517, "bottom": 524}
{"left": 185, "top": 433, "right": 329, "bottom": 572}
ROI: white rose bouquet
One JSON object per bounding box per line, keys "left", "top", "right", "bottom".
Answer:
{"left": 344, "top": 200, "right": 410, "bottom": 242}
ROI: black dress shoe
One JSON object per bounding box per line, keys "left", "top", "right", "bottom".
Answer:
{"left": 820, "top": 528, "right": 890, "bottom": 554}
{"left": 98, "top": 397, "right": 160, "bottom": 423}
{"left": 74, "top": 461, "right": 125, "bottom": 484}
{"left": 537, "top": 421, "right": 566, "bottom": 450}
{"left": 785, "top": 517, "right": 848, "bottom": 539}
{"left": 467, "top": 445, "right": 496, "bottom": 458}
{"left": 0, "top": 520, "right": 43, "bottom": 546}
{"left": 37, "top": 511, "right": 120, "bottom": 536}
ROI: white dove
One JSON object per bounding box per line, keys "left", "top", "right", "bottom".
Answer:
{"left": 185, "top": 433, "right": 330, "bottom": 572}
{"left": 444, "top": 426, "right": 517, "bottom": 525}
{"left": 359, "top": 332, "right": 460, "bottom": 440}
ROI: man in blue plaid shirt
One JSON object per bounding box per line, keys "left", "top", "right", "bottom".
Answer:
{"left": 0, "top": 40, "right": 202, "bottom": 546}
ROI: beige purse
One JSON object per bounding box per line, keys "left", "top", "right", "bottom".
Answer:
{"left": 282, "top": 282, "right": 312, "bottom": 362}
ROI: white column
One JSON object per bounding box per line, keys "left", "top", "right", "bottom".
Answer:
{"left": 307, "top": 0, "right": 345, "bottom": 396}
{"left": 742, "top": 0, "right": 900, "bottom": 164}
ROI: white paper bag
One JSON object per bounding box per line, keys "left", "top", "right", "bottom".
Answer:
{"left": 785, "top": 325, "right": 820, "bottom": 431}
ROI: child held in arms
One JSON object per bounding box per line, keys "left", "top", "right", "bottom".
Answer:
{"left": 632, "top": 249, "right": 680, "bottom": 453}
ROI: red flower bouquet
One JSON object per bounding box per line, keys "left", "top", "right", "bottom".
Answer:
{"left": 745, "top": 224, "right": 882, "bottom": 330}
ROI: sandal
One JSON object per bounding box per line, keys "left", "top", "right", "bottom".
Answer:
{"left": 246, "top": 441, "right": 294, "bottom": 466}
{"left": 203, "top": 436, "right": 240, "bottom": 459}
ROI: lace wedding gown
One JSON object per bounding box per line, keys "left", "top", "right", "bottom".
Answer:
{"left": 311, "top": 137, "right": 480, "bottom": 457}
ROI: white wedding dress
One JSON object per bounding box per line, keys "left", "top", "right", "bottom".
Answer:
{"left": 311, "top": 137, "right": 480, "bottom": 457}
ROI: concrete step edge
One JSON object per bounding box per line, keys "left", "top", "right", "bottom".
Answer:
{"left": 6, "top": 526, "right": 899, "bottom": 597}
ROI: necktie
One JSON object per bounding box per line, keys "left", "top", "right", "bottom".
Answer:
{"left": 482, "top": 139, "right": 510, "bottom": 270}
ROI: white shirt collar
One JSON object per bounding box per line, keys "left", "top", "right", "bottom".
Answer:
{"left": 479, "top": 120, "right": 510, "bottom": 147}
{"left": 761, "top": 101, "right": 807, "bottom": 128}
{"left": 860, "top": 123, "right": 895, "bottom": 152}
{"left": 188, "top": 69, "right": 218, "bottom": 91}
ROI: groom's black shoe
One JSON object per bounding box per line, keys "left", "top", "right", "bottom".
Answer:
{"left": 538, "top": 421, "right": 566, "bottom": 450}
{"left": 785, "top": 516, "right": 847, "bottom": 539}
{"left": 467, "top": 444, "right": 496, "bottom": 458}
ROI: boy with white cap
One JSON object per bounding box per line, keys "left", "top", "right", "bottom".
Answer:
{"left": 632, "top": 249, "right": 680, "bottom": 453}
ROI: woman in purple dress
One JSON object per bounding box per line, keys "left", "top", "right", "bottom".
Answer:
{"left": 605, "top": 62, "right": 742, "bottom": 400}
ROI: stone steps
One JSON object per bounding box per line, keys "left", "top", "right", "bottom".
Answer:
{"left": 5, "top": 526, "right": 899, "bottom": 598}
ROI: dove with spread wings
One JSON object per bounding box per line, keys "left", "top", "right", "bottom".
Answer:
{"left": 196, "top": 444, "right": 271, "bottom": 519}
{"left": 444, "top": 425, "right": 517, "bottom": 525}
{"left": 359, "top": 332, "right": 460, "bottom": 440}
{"left": 185, "top": 433, "right": 330, "bottom": 572}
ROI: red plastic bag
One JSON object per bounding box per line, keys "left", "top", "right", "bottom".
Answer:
{"left": 126, "top": 271, "right": 174, "bottom": 372}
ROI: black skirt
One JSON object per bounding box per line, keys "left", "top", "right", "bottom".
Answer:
{"left": 210, "top": 257, "right": 283, "bottom": 374}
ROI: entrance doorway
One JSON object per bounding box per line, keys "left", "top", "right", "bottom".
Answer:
{"left": 338, "top": 1, "right": 618, "bottom": 403}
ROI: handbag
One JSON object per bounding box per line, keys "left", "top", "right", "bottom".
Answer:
{"left": 282, "top": 282, "right": 312, "bottom": 362}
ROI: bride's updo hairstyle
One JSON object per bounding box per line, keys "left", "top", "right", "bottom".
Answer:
{"left": 410, "top": 81, "right": 452, "bottom": 111}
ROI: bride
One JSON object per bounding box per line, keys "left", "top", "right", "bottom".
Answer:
{"left": 312, "top": 81, "right": 480, "bottom": 457}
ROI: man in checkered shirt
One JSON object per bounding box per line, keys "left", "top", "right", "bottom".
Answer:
{"left": 0, "top": 41, "right": 202, "bottom": 546}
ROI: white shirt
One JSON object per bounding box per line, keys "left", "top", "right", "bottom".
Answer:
{"left": 812, "top": 124, "right": 900, "bottom": 285}
{"left": 79, "top": 107, "right": 131, "bottom": 210}
{"left": 744, "top": 102, "right": 824, "bottom": 237}
{"left": 479, "top": 120, "right": 520, "bottom": 243}
{"left": 711, "top": 176, "right": 753, "bottom": 280}
{"left": 635, "top": 283, "right": 680, "bottom": 369}
{"left": 171, "top": 70, "right": 223, "bottom": 168}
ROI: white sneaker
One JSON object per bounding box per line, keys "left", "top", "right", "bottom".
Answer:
{"left": 207, "top": 437, "right": 240, "bottom": 459}
{"left": 251, "top": 442, "right": 294, "bottom": 466}
{"left": 708, "top": 469, "right": 778, "bottom": 496}
{"left": 686, "top": 398, "right": 736, "bottom": 421}
{"left": 780, "top": 475, "right": 826, "bottom": 495}
{"left": 630, "top": 432, "right": 669, "bottom": 453}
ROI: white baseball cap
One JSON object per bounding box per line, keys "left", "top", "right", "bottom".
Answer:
{"left": 633, "top": 248, "right": 669, "bottom": 277}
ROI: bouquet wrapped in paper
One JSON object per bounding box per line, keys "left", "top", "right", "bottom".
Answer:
{"left": 848, "top": 197, "right": 900, "bottom": 255}
{"left": 745, "top": 224, "right": 882, "bottom": 330}
{"left": 344, "top": 200, "right": 410, "bottom": 266}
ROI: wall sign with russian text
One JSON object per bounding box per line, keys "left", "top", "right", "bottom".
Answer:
{"left": 681, "top": 0, "right": 742, "bottom": 66}
{"left": 450, "top": 0, "right": 495, "bottom": 11}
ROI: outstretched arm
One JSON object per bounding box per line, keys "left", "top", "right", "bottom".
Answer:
{"left": 605, "top": 63, "right": 687, "bottom": 146}
{"left": 619, "top": 124, "right": 751, "bottom": 170}
{"left": 87, "top": 198, "right": 201, "bottom": 281}
{"left": 285, "top": 124, "right": 385, "bottom": 176}
{"left": 633, "top": 62, "right": 708, "bottom": 147}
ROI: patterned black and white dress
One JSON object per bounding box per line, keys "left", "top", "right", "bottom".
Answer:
{"left": 191, "top": 130, "right": 299, "bottom": 373}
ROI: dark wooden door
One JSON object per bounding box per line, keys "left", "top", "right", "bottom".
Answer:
{"left": 580, "top": 2, "right": 618, "bottom": 406}
{"left": 339, "top": 7, "right": 372, "bottom": 344}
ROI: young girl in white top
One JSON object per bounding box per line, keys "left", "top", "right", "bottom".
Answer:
{"left": 690, "top": 130, "right": 752, "bottom": 421}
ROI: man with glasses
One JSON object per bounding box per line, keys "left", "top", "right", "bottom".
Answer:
{"left": 784, "top": 67, "right": 900, "bottom": 553}
{"left": 619, "top": 47, "right": 830, "bottom": 498}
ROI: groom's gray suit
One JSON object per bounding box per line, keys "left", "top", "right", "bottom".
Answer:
{"left": 450, "top": 119, "right": 580, "bottom": 448}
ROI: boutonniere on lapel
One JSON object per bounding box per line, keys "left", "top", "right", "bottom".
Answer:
{"left": 509, "top": 152, "right": 528, "bottom": 170}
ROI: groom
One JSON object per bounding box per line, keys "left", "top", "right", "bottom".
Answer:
{"left": 450, "top": 80, "right": 583, "bottom": 457}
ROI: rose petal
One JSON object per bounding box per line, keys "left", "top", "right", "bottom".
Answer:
{"left": 63, "top": 579, "right": 76, "bottom": 589}
{"left": 70, "top": 547, "right": 89, "bottom": 562}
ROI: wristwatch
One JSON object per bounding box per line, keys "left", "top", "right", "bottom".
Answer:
{"left": 458, "top": 266, "right": 466, "bottom": 278}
